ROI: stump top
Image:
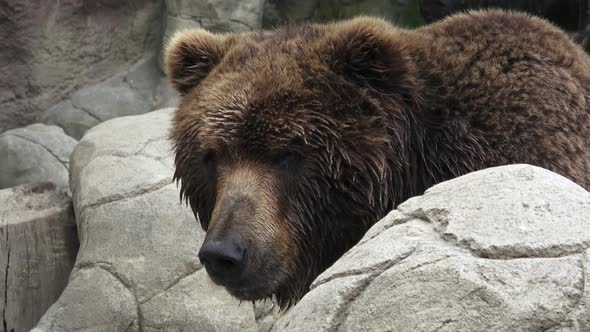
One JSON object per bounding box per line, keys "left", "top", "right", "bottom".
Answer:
{"left": 0, "top": 182, "right": 72, "bottom": 226}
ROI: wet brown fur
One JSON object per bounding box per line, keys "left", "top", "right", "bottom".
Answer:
{"left": 167, "top": 10, "right": 590, "bottom": 308}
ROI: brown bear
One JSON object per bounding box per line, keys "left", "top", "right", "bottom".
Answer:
{"left": 166, "top": 9, "right": 590, "bottom": 308}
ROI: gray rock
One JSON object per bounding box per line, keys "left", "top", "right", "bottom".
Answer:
{"left": 159, "top": 0, "right": 264, "bottom": 70}
{"left": 141, "top": 269, "right": 257, "bottom": 332}
{"left": 396, "top": 164, "right": 590, "bottom": 259}
{"left": 70, "top": 76, "right": 152, "bottom": 124}
{"left": 254, "top": 300, "right": 281, "bottom": 332}
{"left": 263, "top": 0, "right": 425, "bottom": 29}
{"left": 154, "top": 77, "right": 180, "bottom": 110}
{"left": 166, "top": 0, "right": 263, "bottom": 25}
{"left": 0, "top": 0, "right": 164, "bottom": 133}
{"left": 42, "top": 100, "right": 101, "bottom": 140}
{"left": 125, "top": 55, "right": 163, "bottom": 100}
{"left": 34, "top": 266, "right": 140, "bottom": 332}
{"left": 274, "top": 165, "right": 590, "bottom": 331}
{"left": 35, "top": 108, "right": 259, "bottom": 332}
{"left": 0, "top": 124, "right": 77, "bottom": 189}
{"left": 0, "top": 182, "right": 78, "bottom": 332}
{"left": 42, "top": 55, "right": 173, "bottom": 140}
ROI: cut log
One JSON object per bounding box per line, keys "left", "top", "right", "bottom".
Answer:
{"left": 0, "top": 182, "right": 79, "bottom": 332}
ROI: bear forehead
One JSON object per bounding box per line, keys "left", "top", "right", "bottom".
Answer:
{"left": 194, "top": 86, "right": 332, "bottom": 153}
{"left": 178, "top": 23, "right": 383, "bottom": 154}
{"left": 189, "top": 30, "right": 345, "bottom": 150}
{"left": 216, "top": 24, "right": 326, "bottom": 70}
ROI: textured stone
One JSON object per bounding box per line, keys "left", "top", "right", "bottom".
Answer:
{"left": 0, "top": 124, "right": 77, "bottom": 189}
{"left": 0, "top": 183, "right": 78, "bottom": 332}
{"left": 35, "top": 108, "right": 260, "bottom": 332}
{"left": 0, "top": 0, "right": 164, "bottom": 133}
{"left": 397, "top": 165, "right": 590, "bottom": 259}
{"left": 140, "top": 269, "right": 256, "bottom": 332}
{"left": 35, "top": 267, "right": 139, "bottom": 332}
{"left": 154, "top": 77, "right": 180, "bottom": 110}
{"left": 255, "top": 300, "right": 281, "bottom": 332}
{"left": 42, "top": 55, "right": 174, "bottom": 140}
{"left": 272, "top": 274, "right": 370, "bottom": 332}
{"left": 125, "top": 55, "right": 162, "bottom": 100}
{"left": 70, "top": 76, "right": 152, "bottom": 123}
{"left": 275, "top": 165, "right": 590, "bottom": 331}
{"left": 42, "top": 100, "right": 101, "bottom": 140}
{"left": 263, "top": 0, "right": 425, "bottom": 28}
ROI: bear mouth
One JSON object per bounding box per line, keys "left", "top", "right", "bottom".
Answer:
{"left": 202, "top": 261, "right": 283, "bottom": 301}
{"left": 204, "top": 269, "right": 276, "bottom": 301}
{"left": 225, "top": 285, "right": 274, "bottom": 301}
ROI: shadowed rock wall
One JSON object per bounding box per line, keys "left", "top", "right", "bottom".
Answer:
{"left": 0, "top": 0, "right": 163, "bottom": 133}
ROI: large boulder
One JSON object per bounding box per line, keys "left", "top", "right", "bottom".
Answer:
{"left": 0, "top": 124, "right": 77, "bottom": 189}
{"left": 274, "top": 164, "right": 590, "bottom": 331}
{"left": 0, "top": 182, "right": 78, "bottom": 332}
{"left": 42, "top": 55, "right": 178, "bottom": 140}
{"left": 34, "top": 108, "right": 261, "bottom": 332}
{"left": 0, "top": 0, "right": 164, "bottom": 133}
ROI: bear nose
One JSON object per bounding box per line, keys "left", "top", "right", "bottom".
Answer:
{"left": 198, "top": 239, "right": 245, "bottom": 281}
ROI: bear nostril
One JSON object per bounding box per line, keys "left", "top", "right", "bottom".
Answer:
{"left": 218, "top": 258, "right": 236, "bottom": 268}
{"left": 198, "top": 239, "right": 245, "bottom": 280}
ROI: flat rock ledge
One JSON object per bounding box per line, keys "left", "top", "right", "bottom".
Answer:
{"left": 274, "top": 165, "right": 590, "bottom": 332}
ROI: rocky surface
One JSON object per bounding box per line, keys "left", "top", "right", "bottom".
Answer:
{"left": 0, "top": 182, "right": 78, "bottom": 332}
{"left": 274, "top": 165, "right": 590, "bottom": 331}
{"left": 34, "top": 108, "right": 263, "bottom": 332}
{"left": 159, "top": 0, "right": 264, "bottom": 70}
{"left": 0, "top": 0, "right": 164, "bottom": 133}
{"left": 263, "top": 0, "right": 425, "bottom": 28}
{"left": 42, "top": 55, "right": 178, "bottom": 140}
{"left": 255, "top": 301, "right": 281, "bottom": 332}
{"left": 0, "top": 124, "right": 77, "bottom": 189}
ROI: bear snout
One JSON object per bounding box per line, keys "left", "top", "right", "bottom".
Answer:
{"left": 198, "top": 239, "right": 246, "bottom": 284}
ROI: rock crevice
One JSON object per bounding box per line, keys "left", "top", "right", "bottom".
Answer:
{"left": 2, "top": 228, "right": 9, "bottom": 332}
{"left": 3, "top": 134, "right": 69, "bottom": 169}
{"left": 327, "top": 249, "right": 416, "bottom": 332}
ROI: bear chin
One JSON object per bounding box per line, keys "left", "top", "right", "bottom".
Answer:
{"left": 225, "top": 285, "right": 275, "bottom": 302}
{"left": 205, "top": 269, "right": 281, "bottom": 302}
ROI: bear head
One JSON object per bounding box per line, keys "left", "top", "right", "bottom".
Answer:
{"left": 166, "top": 17, "right": 420, "bottom": 308}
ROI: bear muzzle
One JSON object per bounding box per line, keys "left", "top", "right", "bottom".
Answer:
{"left": 198, "top": 238, "right": 246, "bottom": 284}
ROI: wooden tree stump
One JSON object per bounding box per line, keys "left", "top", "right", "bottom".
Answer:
{"left": 0, "top": 183, "right": 79, "bottom": 332}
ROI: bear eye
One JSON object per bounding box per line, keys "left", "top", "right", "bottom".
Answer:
{"left": 272, "top": 151, "right": 301, "bottom": 174}
{"left": 202, "top": 150, "right": 217, "bottom": 178}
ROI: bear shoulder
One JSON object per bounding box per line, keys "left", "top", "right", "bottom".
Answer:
{"left": 409, "top": 9, "right": 589, "bottom": 71}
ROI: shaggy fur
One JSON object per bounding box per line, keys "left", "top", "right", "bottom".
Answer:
{"left": 167, "top": 10, "right": 590, "bottom": 308}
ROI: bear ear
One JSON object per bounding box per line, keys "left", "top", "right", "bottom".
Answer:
{"left": 325, "top": 17, "right": 411, "bottom": 92}
{"left": 165, "top": 29, "right": 230, "bottom": 94}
